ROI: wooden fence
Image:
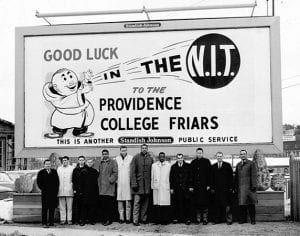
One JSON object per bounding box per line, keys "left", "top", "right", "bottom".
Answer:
{"left": 290, "top": 154, "right": 300, "bottom": 221}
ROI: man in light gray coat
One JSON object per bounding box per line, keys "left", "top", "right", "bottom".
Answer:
{"left": 116, "top": 146, "right": 133, "bottom": 224}
{"left": 235, "top": 149, "right": 257, "bottom": 225}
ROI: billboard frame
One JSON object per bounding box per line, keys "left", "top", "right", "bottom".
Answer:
{"left": 15, "top": 16, "right": 282, "bottom": 158}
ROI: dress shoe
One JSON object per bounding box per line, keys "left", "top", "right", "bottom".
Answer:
{"left": 133, "top": 222, "right": 140, "bottom": 226}
{"left": 125, "top": 220, "right": 131, "bottom": 224}
{"left": 119, "top": 220, "right": 125, "bottom": 224}
{"left": 89, "top": 221, "right": 95, "bottom": 225}
{"left": 49, "top": 223, "right": 54, "bottom": 227}
{"left": 227, "top": 222, "right": 232, "bottom": 225}
{"left": 185, "top": 220, "right": 191, "bottom": 225}
{"left": 103, "top": 220, "right": 112, "bottom": 226}
{"left": 79, "top": 221, "right": 85, "bottom": 226}
{"left": 239, "top": 221, "right": 246, "bottom": 224}
{"left": 42, "top": 224, "right": 49, "bottom": 228}
{"left": 203, "top": 221, "right": 208, "bottom": 225}
{"left": 251, "top": 221, "right": 256, "bottom": 225}
{"left": 67, "top": 221, "right": 72, "bottom": 225}
{"left": 141, "top": 220, "right": 148, "bottom": 224}
{"left": 172, "top": 219, "right": 178, "bottom": 224}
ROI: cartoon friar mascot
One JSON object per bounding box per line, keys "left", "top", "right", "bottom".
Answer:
{"left": 43, "top": 68, "right": 95, "bottom": 139}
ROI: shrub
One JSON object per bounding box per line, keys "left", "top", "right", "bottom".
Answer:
{"left": 14, "top": 174, "right": 33, "bottom": 193}
{"left": 253, "top": 149, "right": 271, "bottom": 191}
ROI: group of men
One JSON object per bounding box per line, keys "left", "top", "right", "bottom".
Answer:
{"left": 37, "top": 144, "right": 257, "bottom": 228}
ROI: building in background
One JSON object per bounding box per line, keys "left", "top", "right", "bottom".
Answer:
{"left": 283, "top": 124, "right": 300, "bottom": 157}
{"left": 0, "top": 118, "right": 14, "bottom": 170}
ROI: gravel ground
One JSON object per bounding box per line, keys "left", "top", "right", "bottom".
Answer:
{"left": 2, "top": 221, "right": 300, "bottom": 236}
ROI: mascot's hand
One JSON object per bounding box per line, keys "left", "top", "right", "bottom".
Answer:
{"left": 82, "top": 69, "right": 95, "bottom": 92}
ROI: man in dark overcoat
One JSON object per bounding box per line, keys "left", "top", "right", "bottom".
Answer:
{"left": 98, "top": 149, "right": 118, "bottom": 226}
{"left": 235, "top": 149, "right": 257, "bottom": 224}
{"left": 130, "top": 144, "right": 153, "bottom": 226}
{"left": 79, "top": 158, "right": 99, "bottom": 225}
{"left": 189, "top": 147, "right": 212, "bottom": 224}
{"left": 37, "top": 159, "right": 59, "bottom": 228}
{"left": 211, "top": 152, "right": 234, "bottom": 225}
{"left": 169, "top": 153, "right": 192, "bottom": 225}
{"left": 72, "top": 155, "right": 87, "bottom": 224}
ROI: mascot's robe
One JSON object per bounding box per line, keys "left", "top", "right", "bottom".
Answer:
{"left": 43, "top": 83, "right": 94, "bottom": 129}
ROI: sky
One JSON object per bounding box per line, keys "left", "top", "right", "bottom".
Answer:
{"left": 0, "top": 0, "right": 299, "bottom": 124}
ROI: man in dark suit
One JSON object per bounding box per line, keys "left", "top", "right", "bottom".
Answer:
{"left": 37, "top": 159, "right": 59, "bottom": 228}
{"left": 211, "top": 152, "right": 234, "bottom": 225}
{"left": 80, "top": 158, "right": 99, "bottom": 226}
{"left": 72, "top": 155, "right": 87, "bottom": 225}
{"left": 170, "top": 153, "right": 192, "bottom": 225}
{"left": 235, "top": 149, "right": 257, "bottom": 224}
{"left": 189, "top": 147, "right": 212, "bottom": 225}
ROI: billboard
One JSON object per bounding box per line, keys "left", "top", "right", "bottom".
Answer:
{"left": 16, "top": 17, "right": 282, "bottom": 157}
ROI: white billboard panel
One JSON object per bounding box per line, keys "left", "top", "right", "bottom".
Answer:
{"left": 15, "top": 17, "right": 282, "bottom": 157}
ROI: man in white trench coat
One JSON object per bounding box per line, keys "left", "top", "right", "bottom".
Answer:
{"left": 151, "top": 152, "right": 171, "bottom": 224}
{"left": 116, "top": 146, "right": 133, "bottom": 223}
{"left": 57, "top": 156, "right": 75, "bottom": 225}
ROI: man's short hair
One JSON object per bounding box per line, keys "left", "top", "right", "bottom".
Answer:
{"left": 44, "top": 159, "right": 51, "bottom": 164}
{"left": 196, "top": 147, "right": 203, "bottom": 152}
{"left": 240, "top": 149, "right": 247, "bottom": 154}
{"left": 159, "top": 152, "right": 165, "bottom": 156}
{"left": 216, "top": 151, "right": 223, "bottom": 156}
{"left": 120, "top": 146, "right": 127, "bottom": 150}
{"left": 177, "top": 153, "right": 183, "bottom": 158}
{"left": 141, "top": 143, "right": 148, "bottom": 148}
{"left": 62, "top": 156, "right": 69, "bottom": 160}
{"left": 78, "top": 155, "right": 85, "bottom": 160}
{"left": 102, "top": 149, "right": 109, "bottom": 154}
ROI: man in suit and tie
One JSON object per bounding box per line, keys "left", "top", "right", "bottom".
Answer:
{"left": 169, "top": 153, "right": 192, "bottom": 225}
{"left": 211, "top": 152, "right": 234, "bottom": 225}
{"left": 37, "top": 159, "right": 59, "bottom": 228}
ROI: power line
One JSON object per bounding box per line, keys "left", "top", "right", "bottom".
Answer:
{"left": 282, "top": 83, "right": 300, "bottom": 90}
{"left": 282, "top": 75, "right": 300, "bottom": 81}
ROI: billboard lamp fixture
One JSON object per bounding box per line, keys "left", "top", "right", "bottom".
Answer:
{"left": 36, "top": 3, "right": 257, "bottom": 20}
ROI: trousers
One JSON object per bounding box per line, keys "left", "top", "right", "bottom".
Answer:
{"left": 133, "top": 194, "right": 150, "bottom": 223}
{"left": 196, "top": 206, "right": 208, "bottom": 222}
{"left": 118, "top": 200, "right": 132, "bottom": 221}
{"left": 59, "top": 196, "right": 73, "bottom": 222}
{"left": 239, "top": 204, "right": 256, "bottom": 223}
{"left": 214, "top": 205, "right": 232, "bottom": 223}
